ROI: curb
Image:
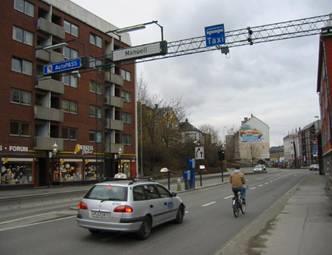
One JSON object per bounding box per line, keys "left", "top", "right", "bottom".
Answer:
{"left": 214, "top": 174, "right": 307, "bottom": 255}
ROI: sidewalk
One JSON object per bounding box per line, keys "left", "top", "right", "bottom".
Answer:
{"left": 247, "top": 173, "right": 332, "bottom": 255}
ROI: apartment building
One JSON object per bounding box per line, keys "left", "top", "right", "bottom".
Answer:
{"left": 0, "top": 0, "right": 137, "bottom": 187}
{"left": 317, "top": 22, "right": 332, "bottom": 178}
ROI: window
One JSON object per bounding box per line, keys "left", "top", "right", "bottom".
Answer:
{"left": 89, "top": 81, "right": 102, "bottom": 95}
{"left": 121, "top": 91, "right": 131, "bottom": 103}
{"left": 62, "top": 127, "right": 78, "bottom": 140}
{"left": 14, "top": 0, "right": 34, "bottom": 17}
{"left": 89, "top": 34, "right": 102, "bottom": 48}
{"left": 63, "top": 47, "right": 78, "bottom": 59}
{"left": 88, "top": 57, "right": 103, "bottom": 68}
{"left": 122, "top": 134, "right": 132, "bottom": 145}
{"left": 85, "top": 185, "right": 128, "bottom": 201}
{"left": 10, "top": 121, "right": 30, "bottom": 136}
{"left": 62, "top": 74, "right": 78, "bottom": 88}
{"left": 133, "top": 186, "right": 146, "bottom": 201}
{"left": 155, "top": 185, "right": 171, "bottom": 198}
{"left": 10, "top": 89, "right": 32, "bottom": 105}
{"left": 64, "top": 20, "right": 79, "bottom": 37}
{"left": 12, "top": 26, "right": 33, "bottom": 46}
{"left": 89, "top": 105, "right": 102, "bottom": 119}
{"left": 120, "top": 69, "right": 131, "bottom": 81}
{"left": 144, "top": 185, "right": 160, "bottom": 200}
{"left": 11, "top": 57, "right": 32, "bottom": 75}
{"left": 122, "top": 112, "right": 132, "bottom": 124}
{"left": 89, "top": 131, "right": 102, "bottom": 143}
{"left": 62, "top": 100, "right": 78, "bottom": 114}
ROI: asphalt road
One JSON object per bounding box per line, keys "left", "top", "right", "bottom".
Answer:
{"left": 0, "top": 169, "right": 309, "bottom": 255}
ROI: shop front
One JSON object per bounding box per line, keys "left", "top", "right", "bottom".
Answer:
{"left": 118, "top": 154, "right": 137, "bottom": 178}
{"left": 0, "top": 145, "right": 36, "bottom": 188}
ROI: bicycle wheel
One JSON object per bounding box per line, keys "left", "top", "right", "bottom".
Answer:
{"left": 232, "top": 199, "right": 239, "bottom": 218}
{"left": 241, "top": 202, "right": 246, "bottom": 215}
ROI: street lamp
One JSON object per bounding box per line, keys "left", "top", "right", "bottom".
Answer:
{"left": 106, "top": 20, "right": 164, "bottom": 41}
{"left": 50, "top": 142, "right": 58, "bottom": 185}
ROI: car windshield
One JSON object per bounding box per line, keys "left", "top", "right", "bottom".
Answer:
{"left": 85, "top": 185, "right": 128, "bottom": 201}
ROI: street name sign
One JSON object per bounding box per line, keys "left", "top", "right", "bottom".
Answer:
{"left": 43, "top": 58, "right": 82, "bottom": 75}
{"left": 112, "top": 41, "right": 168, "bottom": 62}
{"left": 205, "top": 24, "right": 225, "bottom": 47}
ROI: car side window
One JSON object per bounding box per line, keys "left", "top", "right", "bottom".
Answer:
{"left": 133, "top": 185, "right": 146, "bottom": 201}
{"left": 144, "top": 185, "right": 160, "bottom": 200}
{"left": 155, "top": 185, "right": 171, "bottom": 198}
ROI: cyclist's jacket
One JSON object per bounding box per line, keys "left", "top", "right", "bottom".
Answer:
{"left": 230, "top": 170, "right": 246, "bottom": 188}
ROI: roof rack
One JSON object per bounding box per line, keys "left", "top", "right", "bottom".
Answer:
{"left": 102, "top": 177, "right": 155, "bottom": 185}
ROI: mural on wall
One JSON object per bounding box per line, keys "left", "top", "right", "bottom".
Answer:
{"left": 240, "top": 124, "right": 263, "bottom": 142}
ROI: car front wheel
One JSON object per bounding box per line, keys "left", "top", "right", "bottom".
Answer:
{"left": 174, "top": 206, "right": 184, "bottom": 224}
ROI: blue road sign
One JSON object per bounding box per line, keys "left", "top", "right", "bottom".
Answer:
{"left": 43, "top": 58, "right": 82, "bottom": 75}
{"left": 205, "top": 24, "right": 225, "bottom": 47}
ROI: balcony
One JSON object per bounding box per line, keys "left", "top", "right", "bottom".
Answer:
{"left": 105, "top": 72, "right": 124, "bottom": 86}
{"left": 37, "top": 18, "right": 65, "bottom": 39}
{"left": 36, "top": 78, "right": 64, "bottom": 94}
{"left": 105, "top": 143, "right": 123, "bottom": 154}
{"left": 35, "top": 49, "right": 65, "bottom": 63}
{"left": 34, "top": 136, "right": 64, "bottom": 151}
{"left": 34, "top": 106, "right": 64, "bottom": 122}
{"left": 106, "top": 119, "right": 123, "bottom": 131}
{"left": 105, "top": 96, "right": 124, "bottom": 108}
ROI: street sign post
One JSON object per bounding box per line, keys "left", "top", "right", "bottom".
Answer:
{"left": 43, "top": 58, "right": 82, "bottom": 75}
{"left": 205, "top": 24, "right": 225, "bottom": 47}
{"left": 112, "top": 41, "right": 167, "bottom": 62}
{"left": 195, "top": 146, "right": 205, "bottom": 160}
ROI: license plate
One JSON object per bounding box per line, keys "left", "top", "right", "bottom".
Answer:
{"left": 90, "top": 211, "right": 111, "bottom": 219}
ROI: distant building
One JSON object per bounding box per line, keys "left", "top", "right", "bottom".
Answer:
{"left": 226, "top": 114, "right": 270, "bottom": 166}
{"left": 298, "top": 121, "right": 320, "bottom": 166}
{"left": 317, "top": 22, "right": 332, "bottom": 178}
{"left": 283, "top": 133, "right": 300, "bottom": 168}
{"left": 179, "top": 119, "right": 205, "bottom": 144}
{"left": 270, "top": 146, "right": 284, "bottom": 166}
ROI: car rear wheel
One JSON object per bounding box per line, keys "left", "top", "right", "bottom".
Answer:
{"left": 136, "top": 217, "right": 152, "bottom": 240}
{"left": 174, "top": 206, "right": 184, "bottom": 224}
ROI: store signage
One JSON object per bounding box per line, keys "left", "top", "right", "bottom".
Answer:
{"left": 43, "top": 58, "right": 82, "bottom": 75}
{"left": 74, "top": 144, "right": 94, "bottom": 155}
{"left": 112, "top": 41, "right": 168, "bottom": 62}
{"left": 0, "top": 145, "right": 29, "bottom": 152}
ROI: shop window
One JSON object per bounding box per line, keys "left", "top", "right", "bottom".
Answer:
{"left": 1, "top": 161, "right": 33, "bottom": 185}
{"left": 57, "top": 160, "right": 82, "bottom": 182}
{"left": 10, "top": 121, "right": 30, "bottom": 136}
{"left": 64, "top": 20, "right": 79, "bottom": 37}
{"left": 10, "top": 88, "right": 32, "bottom": 105}
{"left": 14, "top": 0, "right": 34, "bottom": 17}
{"left": 83, "top": 160, "right": 100, "bottom": 181}
{"left": 11, "top": 57, "right": 32, "bottom": 76}
{"left": 12, "top": 26, "right": 33, "bottom": 46}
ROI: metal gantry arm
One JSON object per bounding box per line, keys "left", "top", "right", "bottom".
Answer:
{"left": 136, "top": 14, "right": 332, "bottom": 63}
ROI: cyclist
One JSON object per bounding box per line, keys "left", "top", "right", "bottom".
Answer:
{"left": 229, "top": 166, "right": 246, "bottom": 204}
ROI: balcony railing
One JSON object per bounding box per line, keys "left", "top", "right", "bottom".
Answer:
{"left": 36, "top": 78, "right": 64, "bottom": 94}
{"left": 106, "top": 119, "right": 123, "bottom": 131}
{"left": 37, "top": 18, "right": 65, "bottom": 39}
{"left": 105, "top": 96, "right": 124, "bottom": 108}
{"left": 105, "top": 72, "right": 124, "bottom": 86}
{"left": 34, "top": 137, "right": 64, "bottom": 151}
{"left": 34, "top": 106, "right": 64, "bottom": 122}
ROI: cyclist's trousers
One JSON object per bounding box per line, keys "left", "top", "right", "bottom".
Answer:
{"left": 232, "top": 187, "right": 246, "bottom": 200}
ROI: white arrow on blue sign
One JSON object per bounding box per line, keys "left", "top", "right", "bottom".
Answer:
{"left": 43, "top": 58, "right": 82, "bottom": 75}
{"left": 205, "top": 24, "right": 225, "bottom": 47}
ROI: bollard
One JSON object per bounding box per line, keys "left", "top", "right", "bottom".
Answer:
{"left": 176, "top": 178, "right": 182, "bottom": 191}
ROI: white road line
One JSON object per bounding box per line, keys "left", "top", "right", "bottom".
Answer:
{"left": 202, "top": 201, "right": 217, "bottom": 207}
{"left": 250, "top": 187, "right": 257, "bottom": 190}
{"left": 265, "top": 182, "right": 269, "bottom": 185}
{"left": 224, "top": 195, "right": 233, "bottom": 200}
{"left": 0, "top": 215, "right": 75, "bottom": 232}
{"left": 0, "top": 212, "right": 59, "bottom": 225}
{"left": 258, "top": 184, "right": 263, "bottom": 187}
{"left": 185, "top": 210, "right": 189, "bottom": 214}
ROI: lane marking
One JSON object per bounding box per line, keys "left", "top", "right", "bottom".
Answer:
{"left": 224, "top": 195, "right": 233, "bottom": 200}
{"left": 258, "top": 184, "right": 263, "bottom": 187}
{"left": 265, "top": 182, "right": 269, "bottom": 185}
{"left": 250, "top": 187, "right": 257, "bottom": 190}
{"left": 0, "top": 215, "right": 75, "bottom": 232}
{"left": 202, "top": 201, "right": 217, "bottom": 207}
{"left": 185, "top": 210, "right": 189, "bottom": 214}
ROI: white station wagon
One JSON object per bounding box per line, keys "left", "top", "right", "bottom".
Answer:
{"left": 77, "top": 178, "right": 185, "bottom": 239}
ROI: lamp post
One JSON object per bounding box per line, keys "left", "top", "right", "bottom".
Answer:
{"left": 50, "top": 142, "right": 58, "bottom": 186}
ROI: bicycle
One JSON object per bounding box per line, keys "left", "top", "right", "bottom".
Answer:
{"left": 232, "top": 191, "right": 246, "bottom": 218}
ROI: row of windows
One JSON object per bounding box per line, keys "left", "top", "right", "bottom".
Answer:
{"left": 9, "top": 121, "right": 132, "bottom": 144}
{"left": 14, "top": 0, "right": 34, "bottom": 17}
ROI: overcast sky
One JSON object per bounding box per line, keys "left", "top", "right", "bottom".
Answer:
{"left": 72, "top": 0, "right": 332, "bottom": 146}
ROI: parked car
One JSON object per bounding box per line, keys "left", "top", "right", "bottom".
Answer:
{"left": 76, "top": 178, "right": 185, "bottom": 240}
{"left": 253, "top": 164, "right": 267, "bottom": 173}
{"left": 309, "top": 164, "right": 319, "bottom": 171}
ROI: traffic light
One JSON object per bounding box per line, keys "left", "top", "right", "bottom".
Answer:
{"left": 218, "top": 149, "right": 225, "bottom": 161}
